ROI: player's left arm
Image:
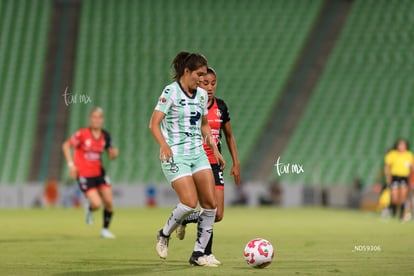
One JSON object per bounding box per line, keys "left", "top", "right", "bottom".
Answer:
{"left": 103, "top": 130, "right": 118, "bottom": 160}
{"left": 223, "top": 121, "right": 240, "bottom": 185}
{"left": 201, "top": 115, "right": 226, "bottom": 169}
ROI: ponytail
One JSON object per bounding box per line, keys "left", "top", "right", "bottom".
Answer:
{"left": 172, "top": 51, "right": 208, "bottom": 80}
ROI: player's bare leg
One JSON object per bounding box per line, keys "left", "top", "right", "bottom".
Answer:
{"left": 409, "top": 188, "right": 414, "bottom": 215}
{"left": 189, "top": 169, "right": 217, "bottom": 267}
{"left": 203, "top": 187, "right": 224, "bottom": 265}
{"left": 193, "top": 169, "right": 216, "bottom": 209}
{"left": 177, "top": 182, "right": 224, "bottom": 239}
{"left": 156, "top": 176, "right": 197, "bottom": 259}
{"left": 390, "top": 187, "right": 398, "bottom": 217}
{"left": 86, "top": 189, "right": 102, "bottom": 209}
{"left": 176, "top": 176, "right": 206, "bottom": 240}
{"left": 99, "top": 186, "right": 113, "bottom": 211}
{"left": 99, "top": 186, "right": 115, "bottom": 238}
{"left": 403, "top": 187, "right": 413, "bottom": 222}
{"left": 399, "top": 185, "right": 408, "bottom": 221}
{"left": 84, "top": 189, "right": 102, "bottom": 225}
{"left": 172, "top": 176, "right": 199, "bottom": 208}
{"left": 215, "top": 189, "right": 224, "bottom": 223}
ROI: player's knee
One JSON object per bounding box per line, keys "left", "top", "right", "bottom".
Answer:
{"left": 181, "top": 199, "right": 198, "bottom": 209}
{"left": 90, "top": 202, "right": 101, "bottom": 210}
{"left": 201, "top": 201, "right": 216, "bottom": 210}
{"left": 89, "top": 197, "right": 102, "bottom": 210}
{"left": 103, "top": 201, "right": 113, "bottom": 211}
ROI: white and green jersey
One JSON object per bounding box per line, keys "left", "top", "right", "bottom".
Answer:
{"left": 155, "top": 81, "right": 208, "bottom": 156}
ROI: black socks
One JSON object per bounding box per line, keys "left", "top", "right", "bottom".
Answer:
{"left": 103, "top": 209, "right": 113, "bottom": 229}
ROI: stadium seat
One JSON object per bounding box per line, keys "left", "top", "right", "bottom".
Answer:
{"left": 280, "top": 0, "right": 414, "bottom": 186}
{"left": 66, "top": 0, "right": 324, "bottom": 183}
{"left": 0, "top": 0, "right": 51, "bottom": 183}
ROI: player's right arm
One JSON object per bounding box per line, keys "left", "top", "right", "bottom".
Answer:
{"left": 149, "top": 110, "right": 173, "bottom": 162}
{"left": 201, "top": 115, "right": 226, "bottom": 169}
{"left": 62, "top": 139, "right": 77, "bottom": 179}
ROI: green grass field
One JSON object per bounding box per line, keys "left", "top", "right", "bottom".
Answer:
{"left": 1, "top": 207, "right": 413, "bottom": 275}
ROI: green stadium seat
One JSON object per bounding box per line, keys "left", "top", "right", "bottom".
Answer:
{"left": 66, "top": 0, "right": 324, "bottom": 183}
{"left": 0, "top": 0, "right": 51, "bottom": 183}
{"left": 280, "top": 0, "right": 414, "bottom": 186}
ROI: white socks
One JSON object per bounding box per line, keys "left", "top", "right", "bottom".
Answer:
{"left": 194, "top": 208, "right": 217, "bottom": 253}
{"left": 162, "top": 203, "right": 195, "bottom": 236}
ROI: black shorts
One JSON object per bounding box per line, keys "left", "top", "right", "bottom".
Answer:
{"left": 211, "top": 164, "right": 224, "bottom": 190}
{"left": 77, "top": 174, "right": 111, "bottom": 194}
{"left": 390, "top": 176, "right": 408, "bottom": 189}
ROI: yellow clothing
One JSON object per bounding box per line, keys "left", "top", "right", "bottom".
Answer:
{"left": 378, "top": 188, "right": 390, "bottom": 210}
{"left": 384, "top": 150, "right": 413, "bottom": 177}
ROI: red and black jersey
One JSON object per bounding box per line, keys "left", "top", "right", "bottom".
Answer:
{"left": 203, "top": 97, "right": 230, "bottom": 164}
{"left": 69, "top": 128, "right": 112, "bottom": 177}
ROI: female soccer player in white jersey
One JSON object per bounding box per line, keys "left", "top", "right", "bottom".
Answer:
{"left": 149, "top": 51, "right": 225, "bottom": 266}
{"left": 176, "top": 67, "right": 241, "bottom": 265}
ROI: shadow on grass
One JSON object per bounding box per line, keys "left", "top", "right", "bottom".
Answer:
{"left": 53, "top": 258, "right": 193, "bottom": 275}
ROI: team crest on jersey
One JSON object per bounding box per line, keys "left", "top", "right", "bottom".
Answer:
{"left": 216, "top": 109, "right": 222, "bottom": 118}
{"left": 85, "top": 139, "right": 92, "bottom": 148}
{"left": 200, "top": 96, "right": 205, "bottom": 103}
{"left": 159, "top": 97, "right": 167, "bottom": 104}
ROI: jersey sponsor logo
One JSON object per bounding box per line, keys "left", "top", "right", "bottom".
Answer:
{"left": 189, "top": 111, "right": 201, "bottom": 125}
{"left": 211, "top": 129, "right": 220, "bottom": 135}
{"left": 184, "top": 132, "right": 201, "bottom": 137}
{"left": 84, "top": 152, "right": 101, "bottom": 160}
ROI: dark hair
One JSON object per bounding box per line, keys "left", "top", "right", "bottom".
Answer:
{"left": 206, "top": 67, "right": 217, "bottom": 76}
{"left": 172, "top": 51, "right": 208, "bottom": 80}
{"left": 394, "top": 138, "right": 410, "bottom": 150}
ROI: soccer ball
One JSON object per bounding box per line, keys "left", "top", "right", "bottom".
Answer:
{"left": 243, "top": 238, "right": 274, "bottom": 268}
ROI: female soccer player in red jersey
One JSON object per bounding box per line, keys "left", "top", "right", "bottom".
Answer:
{"left": 62, "top": 107, "right": 118, "bottom": 238}
{"left": 177, "top": 67, "right": 241, "bottom": 265}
